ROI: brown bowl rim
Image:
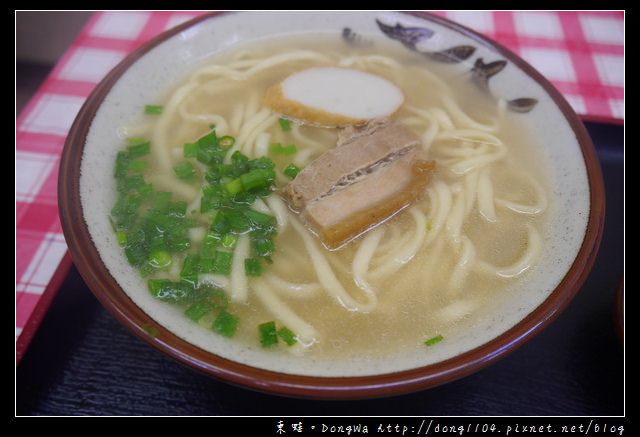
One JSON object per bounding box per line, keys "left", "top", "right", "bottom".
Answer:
{"left": 58, "top": 11, "right": 605, "bottom": 399}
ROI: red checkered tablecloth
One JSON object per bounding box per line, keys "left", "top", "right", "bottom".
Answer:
{"left": 15, "top": 11, "right": 624, "bottom": 363}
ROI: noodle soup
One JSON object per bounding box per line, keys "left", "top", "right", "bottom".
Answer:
{"left": 91, "top": 24, "right": 562, "bottom": 378}
{"left": 111, "top": 33, "right": 553, "bottom": 361}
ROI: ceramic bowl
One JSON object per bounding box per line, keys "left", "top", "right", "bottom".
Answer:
{"left": 58, "top": 11, "right": 605, "bottom": 399}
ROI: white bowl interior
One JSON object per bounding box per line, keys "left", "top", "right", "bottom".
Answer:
{"left": 79, "top": 11, "right": 590, "bottom": 377}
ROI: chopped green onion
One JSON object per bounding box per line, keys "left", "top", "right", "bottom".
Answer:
{"left": 278, "top": 117, "right": 291, "bottom": 131}
{"left": 201, "top": 231, "right": 221, "bottom": 253}
{"left": 115, "top": 230, "right": 127, "bottom": 247}
{"left": 207, "top": 288, "right": 229, "bottom": 311}
{"left": 147, "top": 279, "right": 205, "bottom": 304}
{"left": 122, "top": 229, "right": 148, "bottom": 266}
{"left": 269, "top": 142, "right": 280, "bottom": 154}
{"left": 111, "top": 126, "right": 281, "bottom": 344}
{"left": 168, "top": 236, "right": 191, "bottom": 253}
{"left": 148, "top": 250, "right": 172, "bottom": 270}
{"left": 251, "top": 236, "right": 276, "bottom": 259}
{"left": 224, "top": 177, "right": 244, "bottom": 196}
{"left": 283, "top": 163, "right": 301, "bottom": 179}
{"left": 244, "top": 258, "right": 262, "bottom": 276}
{"left": 259, "top": 321, "right": 278, "bottom": 347}
{"left": 220, "top": 233, "right": 238, "bottom": 249}
{"left": 127, "top": 141, "right": 151, "bottom": 158}
{"left": 198, "top": 254, "right": 215, "bottom": 273}
{"left": 282, "top": 144, "right": 297, "bottom": 155}
{"left": 213, "top": 250, "right": 233, "bottom": 275}
{"left": 126, "top": 136, "right": 147, "bottom": 146}
{"left": 128, "top": 159, "right": 147, "bottom": 173}
{"left": 183, "top": 142, "right": 198, "bottom": 158}
{"left": 173, "top": 161, "right": 197, "bottom": 182}
{"left": 218, "top": 135, "right": 235, "bottom": 149}
{"left": 180, "top": 253, "right": 200, "bottom": 284}
{"left": 212, "top": 310, "right": 239, "bottom": 337}
{"left": 270, "top": 142, "right": 297, "bottom": 155}
{"left": 424, "top": 334, "right": 443, "bottom": 346}
{"left": 210, "top": 210, "right": 232, "bottom": 234}
{"left": 144, "top": 104, "right": 164, "bottom": 115}
{"left": 278, "top": 326, "right": 297, "bottom": 346}
{"left": 185, "top": 301, "right": 211, "bottom": 322}
{"left": 244, "top": 209, "right": 276, "bottom": 230}
{"left": 240, "top": 168, "right": 274, "bottom": 191}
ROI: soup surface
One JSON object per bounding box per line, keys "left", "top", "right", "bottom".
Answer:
{"left": 109, "top": 32, "right": 553, "bottom": 363}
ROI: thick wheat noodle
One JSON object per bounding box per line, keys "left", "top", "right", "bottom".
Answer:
{"left": 445, "top": 184, "right": 466, "bottom": 247}
{"left": 177, "top": 103, "right": 229, "bottom": 135}
{"left": 198, "top": 273, "right": 230, "bottom": 290}
{"left": 339, "top": 54, "right": 403, "bottom": 69}
{"left": 228, "top": 108, "right": 279, "bottom": 160}
{"left": 264, "top": 193, "right": 290, "bottom": 231}
{"left": 253, "top": 131, "right": 272, "bottom": 157}
{"left": 435, "top": 129, "right": 503, "bottom": 150}
{"left": 146, "top": 173, "right": 199, "bottom": 201}
{"left": 367, "top": 225, "right": 412, "bottom": 273}
{"left": 441, "top": 93, "right": 505, "bottom": 132}
{"left": 150, "top": 81, "right": 199, "bottom": 172}
{"left": 191, "top": 50, "right": 334, "bottom": 81}
{"left": 290, "top": 123, "right": 334, "bottom": 153}
{"left": 224, "top": 91, "right": 261, "bottom": 138}
{"left": 433, "top": 131, "right": 506, "bottom": 174}
{"left": 291, "top": 217, "right": 377, "bottom": 312}
{"left": 136, "top": 48, "right": 549, "bottom": 347}
{"left": 229, "top": 233, "right": 250, "bottom": 302}
{"left": 495, "top": 173, "right": 548, "bottom": 215}
{"left": 264, "top": 272, "right": 321, "bottom": 298}
{"left": 374, "top": 223, "right": 403, "bottom": 255}
{"left": 423, "top": 180, "right": 453, "bottom": 246}
{"left": 477, "top": 167, "right": 498, "bottom": 222}
{"left": 338, "top": 54, "right": 405, "bottom": 84}
{"left": 388, "top": 221, "right": 418, "bottom": 262}
{"left": 405, "top": 105, "right": 453, "bottom": 153}
{"left": 352, "top": 228, "right": 383, "bottom": 303}
{"left": 463, "top": 170, "right": 480, "bottom": 216}
{"left": 475, "top": 224, "right": 543, "bottom": 278}
{"left": 367, "top": 207, "right": 428, "bottom": 279}
{"left": 449, "top": 148, "right": 508, "bottom": 175}
{"left": 251, "top": 278, "right": 318, "bottom": 348}
{"left": 230, "top": 101, "right": 246, "bottom": 134}
{"left": 447, "top": 236, "right": 477, "bottom": 295}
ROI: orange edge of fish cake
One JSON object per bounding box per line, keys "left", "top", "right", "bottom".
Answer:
{"left": 264, "top": 82, "right": 391, "bottom": 127}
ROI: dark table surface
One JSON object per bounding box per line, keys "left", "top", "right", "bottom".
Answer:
{"left": 16, "top": 121, "right": 624, "bottom": 419}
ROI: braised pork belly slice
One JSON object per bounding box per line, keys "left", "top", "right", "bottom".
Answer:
{"left": 285, "top": 121, "right": 421, "bottom": 211}
{"left": 303, "top": 151, "right": 435, "bottom": 249}
{"left": 283, "top": 121, "right": 435, "bottom": 249}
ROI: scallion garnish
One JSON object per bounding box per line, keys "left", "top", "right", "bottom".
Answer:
{"left": 278, "top": 326, "right": 298, "bottom": 346}
{"left": 424, "top": 334, "right": 443, "bottom": 346}
{"left": 278, "top": 117, "right": 292, "bottom": 131}
{"left": 173, "top": 161, "right": 197, "bottom": 182}
{"left": 283, "top": 163, "right": 301, "bottom": 179}
{"left": 244, "top": 258, "right": 263, "bottom": 276}
{"left": 184, "top": 301, "right": 211, "bottom": 322}
{"left": 259, "top": 321, "right": 279, "bottom": 347}
{"left": 213, "top": 310, "right": 239, "bottom": 338}
{"left": 144, "top": 104, "right": 164, "bottom": 115}
{"left": 258, "top": 321, "right": 298, "bottom": 347}
{"left": 111, "top": 125, "right": 281, "bottom": 343}
{"left": 269, "top": 142, "right": 297, "bottom": 155}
